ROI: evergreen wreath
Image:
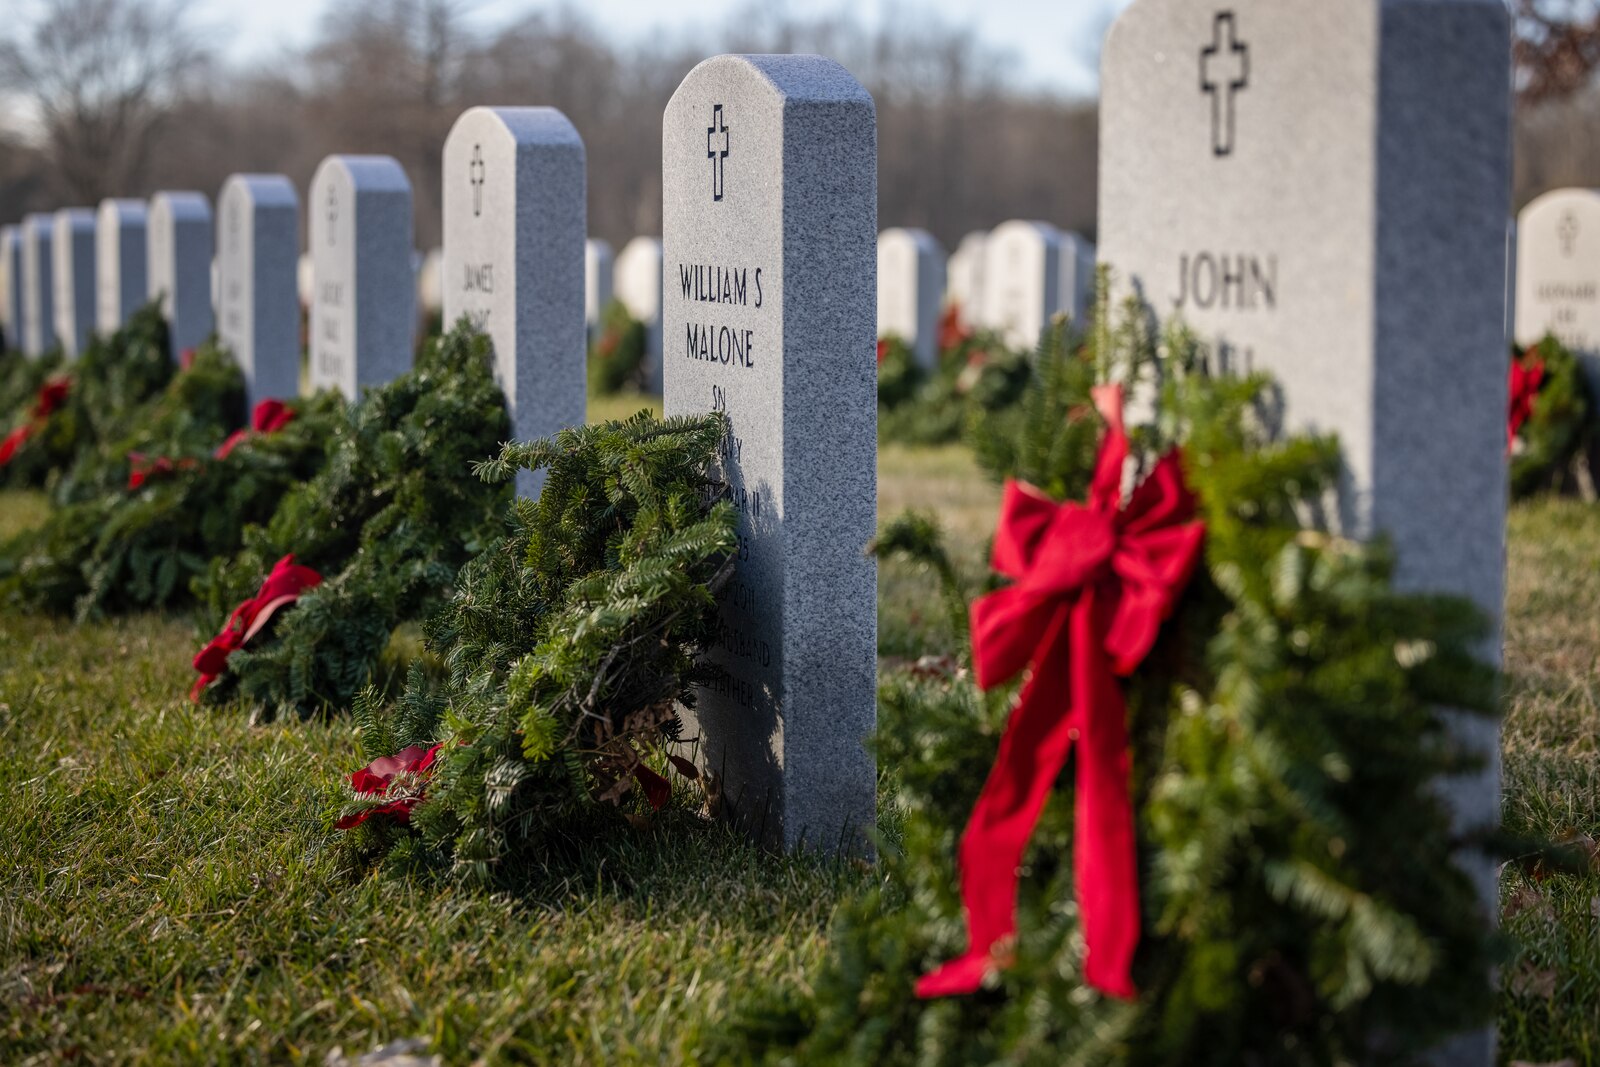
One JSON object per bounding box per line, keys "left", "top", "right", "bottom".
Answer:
{"left": 0, "top": 346, "right": 61, "bottom": 427}
{"left": 334, "top": 411, "right": 736, "bottom": 887}
{"left": 588, "top": 299, "right": 649, "bottom": 396}
{"left": 877, "top": 309, "right": 1034, "bottom": 447}
{"left": 192, "top": 320, "right": 512, "bottom": 719}
{"left": 0, "top": 303, "right": 187, "bottom": 492}
{"left": 1509, "top": 334, "right": 1590, "bottom": 500}
{"left": 729, "top": 300, "right": 1500, "bottom": 1064}
{"left": 0, "top": 392, "right": 342, "bottom": 619}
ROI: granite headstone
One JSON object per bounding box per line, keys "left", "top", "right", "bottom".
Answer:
{"left": 663, "top": 54, "right": 878, "bottom": 852}
{"left": 442, "top": 106, "right": 586, "bottom": 497}
{"left": 877, "top": 227, "right": 945, "bottom": 368}
{"left": 614, "top": 236, "right": 664, "bottom": 392}
{"left": 1101, "top": 5, "right": 1510, "bottom": 1058}
{"left": 219, "top": 174, "right": 302, "bottom": 406}
{"left": 96, "top": 199, "right": 148, "bottom": 335}
{"left": 308, "top": 155, "right": 415, "bottom": 398}
{"left": 147, "top": 191, "right": 215, "bottom": 360}
{"left": 52, "top": 209, "right": 97, "bottom": 358}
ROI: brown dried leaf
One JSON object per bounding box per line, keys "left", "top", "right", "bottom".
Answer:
{"left": 668, "top": 754, "right": 700, "bottom": 780}
{"left": 1508, "top": 963, "right": 1560, "bottom": 1000}
{"left": 1504, "top": 885, "right": 1557, "bottom": 923}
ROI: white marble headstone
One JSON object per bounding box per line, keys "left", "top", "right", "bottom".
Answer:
{"left": 946, "top": 229, "right": 987, "bottom": 323}
{"left": 1515, "top": 189, "right": 1600, "bottom": 394}
{"left": 876, "top": 227, "right": 945, "bottom": 368}
{"left": 614, "top": 236, "right": 664, "bottom": 392}
{"left": 297, "top": 254, "right": 314, "bottom": 311}
{"left": 21, "top": 213, "right": 56, "bottom": 358}
{"left": 96, "top": 199, "right": 148, "bottom": 336}
{"left": 663, "top": 54, "right": 878, "bottom": 852}
{"left": 585, "top": 238, "right": 614, "bottom": 342}
{"left": 52, "top": 209, "right": 97, "bottom": 358}
{"left": 219, "top": 174, "right": 302, "bottom": 406}
{"left": 979, "top": 220, "right": 1076, "bottom": 352}
{"left": 1102, "top": 5, "right": 1510, "bottom": 1058}
{"left": 442, "top": 107, "right": 586, "bottom": 497}
{"left": 147, "top": 191, "right": 215, "bottom": 360}
{"left": 308, "top": 155, "right": 415, "bottom": 398}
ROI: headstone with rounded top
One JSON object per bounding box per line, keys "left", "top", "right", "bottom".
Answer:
{"left": 21, "top": 213, "right": 56, "bottom": 358}
{"left": 147, "top": 191, "right": 215, "bottom": 361}
{"left": 1101, "top": 4, "right": 1511, "bottom": 1058}
{"left": 662, "top": 53, "right": 878, "bottom": 853}
{"left": 52, "top": 209, "right": 97, "bottom": 358}
{"left": 1516, "top": 189, "right": 1600, "bottom": 395}
{"left": 219, "top": 174, "right": 302, "bottom": 406}
{"left": 0, "top": 225, "right": 21, "bottom": 351}
{"left": 877, "top": 227, "right": 945, "bottom": 368}
{"left": 308, "top": 155, "right": 415, "bottom": 398}
{"left": 442, "top": 106, "right": 587, "bottom": 497}
{"left": 97, "top": 199, "right": 148, "bottom": 336}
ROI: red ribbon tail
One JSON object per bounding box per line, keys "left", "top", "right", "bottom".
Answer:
{"left": 918, "top": 606, "right": 1079, "bottom": 998}
{"left": 1072, "top": 590, "right": 1141, "bottom": 1000}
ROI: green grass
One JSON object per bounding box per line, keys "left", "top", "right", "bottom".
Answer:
{"left": 1499, "top": 498, "right": 1600, "bottom": 1064}
{"left": 2, "top": 465, "right": 1599, "bottom": 1062}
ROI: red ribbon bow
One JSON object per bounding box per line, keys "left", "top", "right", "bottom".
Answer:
{"left": 334, "top": 742, "right": 446, "bottom": 829}
{"left": 1508, "top": 351, "right": 1545, "bottom": 451}
{"left": 190, "top": 554, "right": 322, "bottom": 701}
{"left": 215, "top": 399, "right": 297, "bottom": 460}
{"left": 0, "top": 376, "right": 71, "bottom": 468}
{"left": 915, "top": 384, "right": 1206, "bottom": 1002}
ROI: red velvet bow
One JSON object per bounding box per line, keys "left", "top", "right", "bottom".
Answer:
{"left": 335, "top": 742, "right": 446, "bottom": 829}
{"left": 215, "top": 399, "right": 296, "bottom": 460}
{"left": 916, "top": 384, "right": 1205, "bottom": 1002}
{"left": 1508, "top": 351, "right": 1545, "bottom": 451}
{"left": 190, "top": 554, "right": 322, "bottom": 701}
{"left": 0, "top": 376, "right": 71, "bottom": 468}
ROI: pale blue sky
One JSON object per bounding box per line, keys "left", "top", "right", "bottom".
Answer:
{"left": 198, "top": 0, "right": 1135, "bottom": 96}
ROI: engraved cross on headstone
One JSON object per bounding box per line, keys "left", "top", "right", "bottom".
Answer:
{"left": 1560, "top": 210, "right": 1580, "bottom": 257}
{"left": 469, "top": 144, "right": 487, "bottom": 217}
{"left": 1200, "top": 11, "right": 1249, "bottom": 157}
{"left": 326, "top": 183, "right": 338, "bottom": 245}
{"left": 707, "top": 104, "right": 730, "bottom": 202}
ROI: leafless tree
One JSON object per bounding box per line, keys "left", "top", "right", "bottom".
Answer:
{"left": 0, "top": 0, "right": 208, "bottom": 205}
{"left": 1515, "top": 0, "right": 1600, "bottom": 106}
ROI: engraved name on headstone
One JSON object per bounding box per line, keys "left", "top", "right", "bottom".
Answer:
{"left": 308, "top": 155, "right": 415, "bottom": 398}
{"left": 443, "top": 107, "right": 587, "bottom": 497}
{"left": 663, "top": 54, "right": 878, "bottom": 851}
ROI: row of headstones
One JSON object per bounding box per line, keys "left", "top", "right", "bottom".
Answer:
{"left": 0, "top": 196, "right": 214, "bottom": 365}
{"left": 0, "top": 8, "right": 1519, "bottom": 1051}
